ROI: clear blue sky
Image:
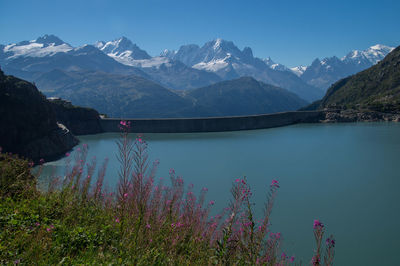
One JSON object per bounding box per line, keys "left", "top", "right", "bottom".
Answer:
{"left": 1, "top": 0, "right": 399, "bottom": 67}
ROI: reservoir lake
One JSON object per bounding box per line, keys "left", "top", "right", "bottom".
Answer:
{"left": 40, "top": 122, "right": 400, "bottom": 265}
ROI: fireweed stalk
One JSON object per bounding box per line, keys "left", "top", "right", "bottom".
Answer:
{"left": 110, "top": 122, "right": 335, "bottom": 264}
{"left": 0, "top": 121, "right": 336, "bottom": 264}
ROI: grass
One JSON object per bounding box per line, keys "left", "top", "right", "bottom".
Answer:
{"left": 0, "top": 122, "right": 335, "bottom": 265}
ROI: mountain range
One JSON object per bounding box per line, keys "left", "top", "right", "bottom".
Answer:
{"left": 308, "top": 45, "right": 400, "bottom": 112}
{"left": 0, "top": 35, "right": 395, "bottom": 118}
{"left": 292, "top": 44, "right": 394, "bottom": 91}
{"left": 0, "top": 35, "right": 322, "bottom": 102}
{"left": 33, "top": 69, "right": 306, "bottom": 118}
{"left": 161, "top": 38, "right": 322, "bottom": 101}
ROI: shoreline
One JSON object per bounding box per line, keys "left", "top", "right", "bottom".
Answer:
{"left": 320, "top": 109, "right": 400, "bottom": 123}
{"left": 32, "top": 110, "right": 399, "bottom": 163}
{"left": 99, "top": 111, "right": 324, "bottom": 133}
{"left": 94, "top": 110, "right": 399, "bottom": 134}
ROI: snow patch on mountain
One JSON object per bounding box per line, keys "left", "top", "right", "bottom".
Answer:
{"left": 160, "top": 49, "right": 177, "bottom": 58}
{"left": 123, "top": 56, "right": 172, "bottom": 68}
{"left": 342, "top": 44, "right": 394, "bottom": 65}
{"left": 193, "top": 58, "right": 230, "bottom": 72}
{"left": 95, "top": 37, "right": 151, "bottom": 61}
{"left": 263, "top": 57, "right": 288, "bottom": 71}
{"left": 290, "top": 65, "right": 307, "bottom": 76}
{"left": 3, "top": 35, "right": 72, "bottom": 59}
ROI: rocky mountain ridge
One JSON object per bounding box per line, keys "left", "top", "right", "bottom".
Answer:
{"left": 296, "top": 44, "right": 395, "bottom": 90}
{"left": 0, "top": 69, "right": 102, "bottom": 162}
{"left": 304, "top": 45, "right": 400, "bottom": 118}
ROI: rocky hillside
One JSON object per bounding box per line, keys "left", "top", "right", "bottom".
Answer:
{"left": 33, "top": 69, "right": 308, "bottom": 118}
{"left": 294, "top": 44, "right": 394, "bottom": 91}
{"left": 316, "top": 45, "right": 400, "bottom": 112}
{"left": 0, "top": 69, "right": 78, "bottom": 162}
{"left": 163, "top": 39, "right": 323, "bottom": 101}
{"left": 49, "top": 98, "right": 103, "bottom": 135}
{"left": 185, "top": 77, "right": 307, "bottom": 117}
{"left": 36, "top": 70, "right": 194, "bottom": 118}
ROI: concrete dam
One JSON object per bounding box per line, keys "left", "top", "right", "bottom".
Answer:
{"left": 100, "top": 111, "right": 325, "bottom": 133}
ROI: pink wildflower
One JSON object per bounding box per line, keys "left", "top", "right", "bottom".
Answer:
{"left": 326, "top": 237, "right": 336, "bottom": 247}
{"left": 312, "top": 255, "right": 320, "bottom": 265}
{"left": 313, "top": 219, "right": 324, "bottom": 229}
{"left": 270, "top": 179, "right": 279, "bottom": 188}
{"left": 209, "top": 200, "right": 215, "bottom": 205}
{"left": 146, "top": 224, "right": 151, "bottom": 229}
{"left": 115, "top": 218, "right": 120, "bottom": 223}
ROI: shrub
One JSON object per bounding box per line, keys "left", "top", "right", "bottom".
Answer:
{"left": 0, "top": 148, "right": 36, "bottom": 198}
{"left": 0, "top": 122, "right": 336, "bottom": 265}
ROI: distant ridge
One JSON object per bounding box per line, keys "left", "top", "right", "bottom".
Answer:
{"left": 34, "top": 70, "right": 307, "bottom": 118}
{"left": 295, "top": 44, "right": 395, "bottom": 91}
{"left": 307, "top": 45, "right": 400, "bottom": 113}
{"left": 185, "top": 76, "right": 307, "bottom": 117}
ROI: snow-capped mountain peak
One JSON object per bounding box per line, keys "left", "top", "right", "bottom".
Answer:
{"left": 160, "top": 49, "right": 177, "bottom": 58}
{"left": 213, "top": 38, "right": 223, "bottom": 50}
{"left": 342, "top": 44, "right": 394, "bottom": 65}
{"left": 95, "top": 37, "right": 151, "bottom": 60}
{"left": 3, "top": 35, "right": 72, "bottom": 59}
{"left": 264, "top": 57, "right": 288, "bottom": 71}
{"left": 35, "top": 34, "right": 66, "bottom": 46}
{"left": 292, "top": 44, "right": 395, "bottom": 80}
{"left": 203, "top": 38, "right": 242, "bottom": 59}
{"left": 170, "top": 38, "right": 255, "bottom": 68}
{"left": 297, "top": 44, "right": 395, "bottom": 91}
{"left": 95, "top": 37, "right": 177, "bottom": 68}
{"left": 290, "top": 65, "right": 308, "bottom": 76}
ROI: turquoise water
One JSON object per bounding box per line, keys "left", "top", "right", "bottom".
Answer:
{"left": 40, "top": 122, "right": 400, "bottom": 265}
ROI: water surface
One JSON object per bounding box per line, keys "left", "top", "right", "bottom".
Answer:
{"left": 40, "top": 122, "right": 400, "bottom": 265}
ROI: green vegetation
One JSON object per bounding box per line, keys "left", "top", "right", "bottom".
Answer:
{"left": 0, "top": 126, "right": 335, "bottom": 265}
{"left": 0, "top": 150, "right": 36, "bottom": 199}
{"left": 314, "top": 46, "right": 400, "bottom": 112}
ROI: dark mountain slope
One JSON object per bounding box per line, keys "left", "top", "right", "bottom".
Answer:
{"left": 186, "top": 77, "right": 308, "bottom": 116}
{"left": 2, "top": 45, "right": 149, "bottom": 81}
{"left": 36, "top": 70, "right": 194, "bottom": 118}
{"left": 317, "top": 46, "right": 400, "bottom": 112}
{"left": 0, "top": 69, "right": 78, "bottom": 161}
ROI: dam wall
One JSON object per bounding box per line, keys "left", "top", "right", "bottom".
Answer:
{"left": 100, "top": 111, "right": 325, "bottom": 133}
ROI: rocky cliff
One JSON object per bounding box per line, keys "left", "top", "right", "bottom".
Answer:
{"left": 49, "top": 98, "right": 103, "bottom": 135}
{"left": 0, "top": 69, "right": 78, "bottom": 162}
